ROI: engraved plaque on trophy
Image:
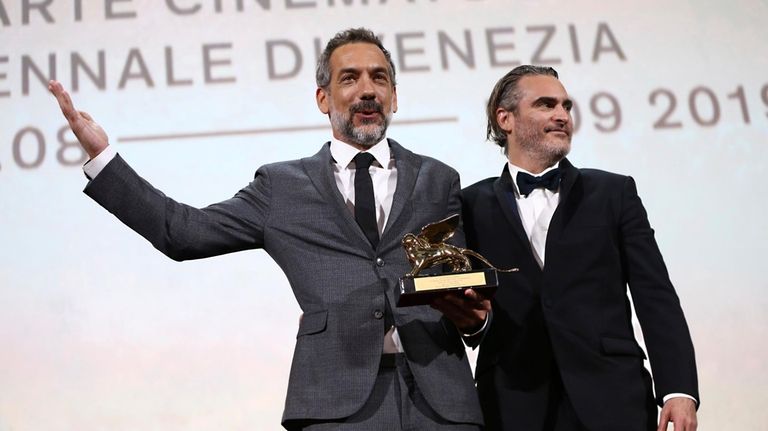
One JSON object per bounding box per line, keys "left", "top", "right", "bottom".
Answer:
{"left": 396, "top": 214, "right": 518, "bottom": 307}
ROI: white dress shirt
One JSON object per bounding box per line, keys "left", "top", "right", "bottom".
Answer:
{"left": 329, "top": 137, "right": 397, "bottom": 236}
{"left": 84, "top": 145, "right": 117, "bottom": 179}
{"left": 507, "top": 162, "right": 560, "bottom": 268}
{"left": 329, "top": 137, "right": 403, "bottom": 353}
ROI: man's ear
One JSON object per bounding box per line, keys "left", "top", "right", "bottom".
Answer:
{"left": 392, "top": 86, "right": 398, "bottom": 114}
{"left": 316, "top": 87, "right": 329, "bottom": 114}
{"left": 496, "top": 108, "right": 514, "bottom": 133}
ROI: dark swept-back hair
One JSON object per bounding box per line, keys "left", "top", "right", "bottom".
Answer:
{"left": 486, "top": 65, "right": 559, "bottom": 148}
{"left": 315, "top": 28, "right": 397, "bottom": 89}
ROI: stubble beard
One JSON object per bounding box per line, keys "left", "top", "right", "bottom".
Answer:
{"left": 514, "top": 120, "right": 571, "bottom": 168}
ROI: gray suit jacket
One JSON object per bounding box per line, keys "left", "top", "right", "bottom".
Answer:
{"left": 84, "top": 139, "right": 483, "bottom": 427}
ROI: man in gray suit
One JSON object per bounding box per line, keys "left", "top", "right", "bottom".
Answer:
{"left": 49, "top": 28, "right": 487, "bottom": 430}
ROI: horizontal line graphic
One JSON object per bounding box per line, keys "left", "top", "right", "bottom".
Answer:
{"left": 117, "top": 117, "right": 459, "bottom": 143}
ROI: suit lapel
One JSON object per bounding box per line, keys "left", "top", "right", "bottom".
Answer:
{"left": 302, "top": 143, "right": 374, "bottom": 252}
{"left": 492, "top": 160, "right": 583, "bottom": 272}
{"left": 380, "top": 139, "right": 420, "bottom": 249}
{"left": 492, "top": 165, "right": 539, "bottom": 267}
{"left": 546, "top": 157, "right": 582, "bottom": 248}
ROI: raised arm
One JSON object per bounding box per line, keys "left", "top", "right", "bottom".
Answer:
{"left": 47, "top": 80, "right": 269, "bottom": 260}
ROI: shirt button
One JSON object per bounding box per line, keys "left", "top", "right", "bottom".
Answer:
{"left": 373, "top": 310, "right": 384, "bottom": 319}
{"left": 375, "top": 258, "right": 385, "bottom": 267}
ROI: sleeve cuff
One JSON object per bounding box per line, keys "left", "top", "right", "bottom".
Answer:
{"left": 663, "top": 393, "right": 698, "bottom": 405}
{"left": 462, "top": 313, "right": 489, "bottom": 338}
{"left": 83, "top": 146, "right": 117, "bottom": 180}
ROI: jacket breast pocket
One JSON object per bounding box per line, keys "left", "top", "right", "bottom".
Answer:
{"left": 600, "top": 336, "right": 647, "bottom": 359}
{"left": 297, "top": 310, "right": 328, "bottom": 337}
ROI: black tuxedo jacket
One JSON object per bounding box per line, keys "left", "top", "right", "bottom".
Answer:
{"left": 462, "top": 159, "right": 698, "bottom": 431}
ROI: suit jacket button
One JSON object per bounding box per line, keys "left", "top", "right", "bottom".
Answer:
{"left": 543, "top": 299, "right": 553, "bottom": 308}
{"left": 375, "top": 257, "right": 385, "bottom": 267}
{"left": 373, "top": 310, "right": 384, "bottom": 319}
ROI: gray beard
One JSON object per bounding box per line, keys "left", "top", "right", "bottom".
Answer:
{"left": 331, "top": 110, "right": 391, "bottom": 148}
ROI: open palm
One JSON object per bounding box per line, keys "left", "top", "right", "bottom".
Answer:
{"left": 48, "top": 80, "right": 109, "bottom": 159}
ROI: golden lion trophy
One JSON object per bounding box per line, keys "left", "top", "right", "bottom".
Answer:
{"left": 396, "top": 214, "right": 518, "bottom": 307}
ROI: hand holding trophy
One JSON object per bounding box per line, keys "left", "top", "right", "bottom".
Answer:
{"left": 396, "top": 214, "right": 518, "bottom": 307}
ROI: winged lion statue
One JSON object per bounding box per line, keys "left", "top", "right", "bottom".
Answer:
{"left": 402, "top": 214, "right": 519, "bottom": 277}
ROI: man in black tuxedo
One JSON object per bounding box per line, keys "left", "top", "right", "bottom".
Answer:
{"left": 462, "top": 65, "right": 699, "bottom": 431}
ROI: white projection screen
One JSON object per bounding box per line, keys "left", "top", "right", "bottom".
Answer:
{"left": 1, "top": 0, "right": 766, "bottom": 429}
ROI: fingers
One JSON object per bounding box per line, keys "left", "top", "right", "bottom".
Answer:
{"left": 47, "top": 80, "right": 109, "bottom": 158}
{"left": 433, "top": 293, "right": 481, "bottom": 313}
{"left": 430, "top": 290, "right": 489, "bottom": 331}
{"left": 432, "top": 295, "right": 472, "bottom": 315}
{"left": 48, "top": 80, "right": 79, "bottom": 123}
{"left": 657, "top": 399, "right": 697, "bottom": 431}
{"left": 669, "top": 412, "right": 697, "bottom": 431}
{"left": 48, "top": 80, "right": 68, "bottom": 107}
{"left": 656, "top": 411, "right": 670, "bottom": 431}
{"left": 462, "top": 288, "right": 491, "bottom": 310}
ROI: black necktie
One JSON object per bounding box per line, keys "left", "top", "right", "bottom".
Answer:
{"left": 516, "top": 168, "right": 562, "bottom": 197}
{"left": 353, "top": 152, "right": 379, "bottom": 248}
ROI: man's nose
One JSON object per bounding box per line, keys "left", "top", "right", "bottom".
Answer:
{"left": 359, "top": 76, "right": 376, "bottom": 99}
{"left": 553, "top": 105, "right": 570, "bottom": 123}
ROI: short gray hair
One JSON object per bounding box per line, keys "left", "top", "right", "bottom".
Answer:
{"left": 316, "top": 28, "right": 397, "bottom": 89}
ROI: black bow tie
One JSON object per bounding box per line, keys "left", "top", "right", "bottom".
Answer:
{"left": 516, "top": 169, "right": 562, "bottom": 197}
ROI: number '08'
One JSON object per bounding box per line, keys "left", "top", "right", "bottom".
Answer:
{"left": 10, "top": 126, "right": 87, "bottom": 170}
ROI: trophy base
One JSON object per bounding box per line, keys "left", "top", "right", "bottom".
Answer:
{"left": 396, "top": 269, "right": 499, "bottom": 307}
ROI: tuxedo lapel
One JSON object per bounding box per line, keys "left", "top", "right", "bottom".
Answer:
{"left": 302, "top": 143, "right": 374, "bottom": 253}
{"left": 380, "top": 139, "right": 420, "bottom": 249}
{"left": 492, "top": 165, "right": 539, "bottom": 264}
{"left": 546, "top": 158, "right": 582, "bottom": 246}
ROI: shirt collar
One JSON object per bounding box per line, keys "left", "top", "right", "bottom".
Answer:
{"left": 507, "top": 161, "right": 560, "bottom": 196}
{"left": 330, "top": 136, "right": 390, "bottom": 168}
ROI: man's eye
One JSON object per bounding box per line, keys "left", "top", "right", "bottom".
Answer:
{"left": 536, "top": 101, "right": 554, "bottom": 109}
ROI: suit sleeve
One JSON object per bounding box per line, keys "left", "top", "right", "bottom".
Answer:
{"left": 84, "top": 154, "right": 270, "bottom": 261}
{"left": 619, "top": 176, "right": 699, "bottom": 407}
{"left": 444, "top": 171, "right": 490, "bottom": 348}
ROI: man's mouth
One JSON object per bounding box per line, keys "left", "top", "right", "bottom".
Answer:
{"left": 351, "top": 101, "right": 383, "bottom": 121}
{"left": 545, "top": 127, "right": 570, "bottom": 137}
{"left": 356, "top": 110, "right": 381, "bottom": 118}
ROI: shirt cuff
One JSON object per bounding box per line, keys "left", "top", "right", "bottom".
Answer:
{"left": 462, "top": 313, "right": 489, "bottom": 337}
{"left": 663, "top": 393, "right": 698, "bottom": 405}
{"left": 83, "top": 146, "right": 117, "bottom": 180}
